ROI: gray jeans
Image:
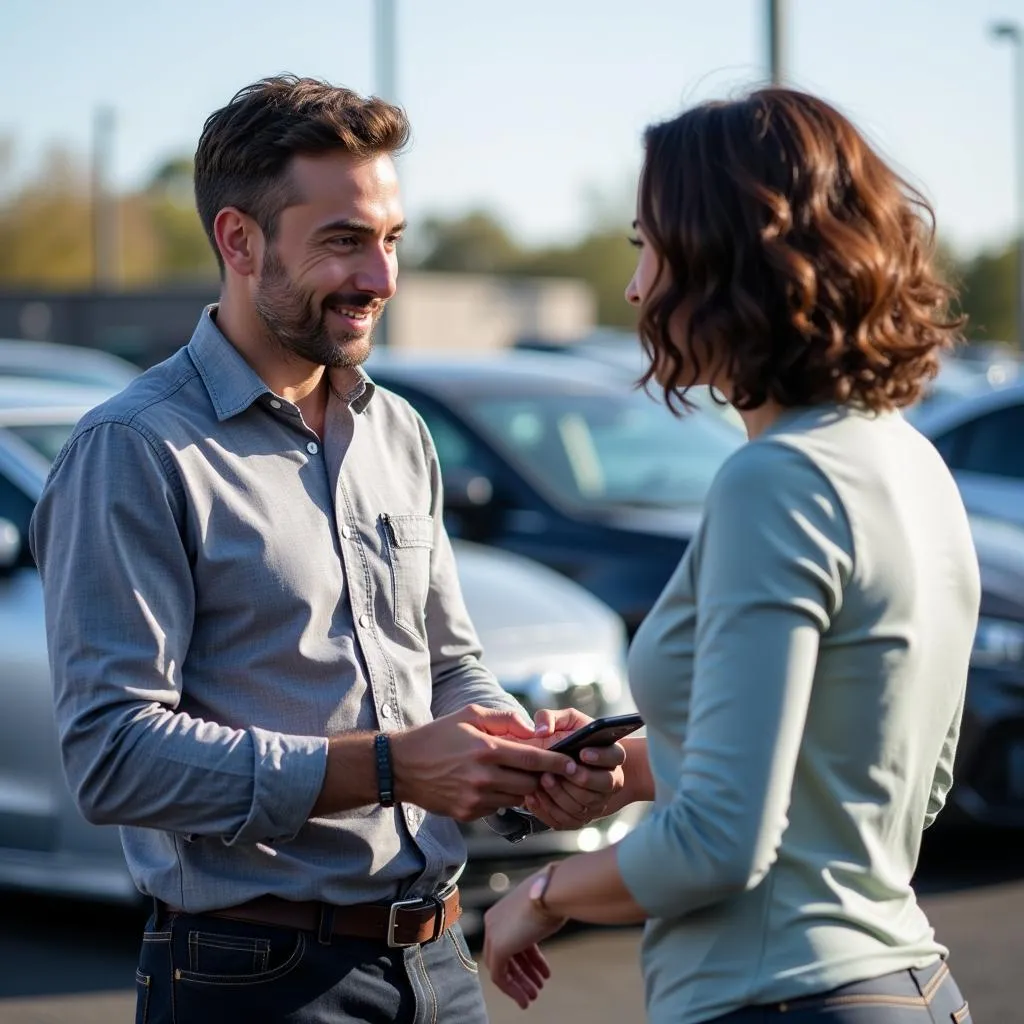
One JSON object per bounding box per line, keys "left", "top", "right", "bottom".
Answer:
{"left": 707, "top": 959, "right": 970, "bottom": 1023}
{"left": 134, "top": 904, "right": 487, "bottom": 1024}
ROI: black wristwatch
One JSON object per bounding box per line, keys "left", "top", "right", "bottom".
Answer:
{"left": 374, "top": 732, "right": 395, "bottom": 808}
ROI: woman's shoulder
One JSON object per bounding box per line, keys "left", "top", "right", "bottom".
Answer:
{"left": 709, "top": 433, "right": 835, "bottom": 506}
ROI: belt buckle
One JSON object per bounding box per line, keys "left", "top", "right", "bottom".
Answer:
{"left": 387, "top": 897, "right": 428, "bottom": 948}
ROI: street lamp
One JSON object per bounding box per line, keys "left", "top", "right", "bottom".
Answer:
{"left": 991, "top": 20, "right": 1024, "bottom": 351}
{"left": 768, "top": 0, "right": 787, "bottom": 86}
{"left": 375, "top": 0, "right": 397, "bottom": 348}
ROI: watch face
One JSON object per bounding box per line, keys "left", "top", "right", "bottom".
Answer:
{"left": 528, "top": 875, "right": 547, "bottom": 903}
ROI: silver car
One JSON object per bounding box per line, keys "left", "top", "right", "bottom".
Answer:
{"left": 909, "top": 380, "right": 1024, "bottom": 531}
{"left": 0, "top": 382, "right": 640, "bottom": 917}
{"left": 0, "top": 339, "right": 140, "bottom": 390}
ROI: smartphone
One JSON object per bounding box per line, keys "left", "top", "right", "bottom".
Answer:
{"left": 548, "top": 712, "right": 644, "bottom": 761}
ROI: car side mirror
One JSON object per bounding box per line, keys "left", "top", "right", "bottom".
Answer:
{"left": 0, "top": 518, "right": 22, "bottom": 576}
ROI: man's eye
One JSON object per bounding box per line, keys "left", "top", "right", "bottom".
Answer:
{"left": 329, "top": 236, "right": 358, "bottom": 248}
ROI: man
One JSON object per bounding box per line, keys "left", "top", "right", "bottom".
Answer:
{"left": 30, "top": 76, "right": 623, "bottom": 1024}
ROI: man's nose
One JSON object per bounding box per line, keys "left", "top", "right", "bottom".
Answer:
{"left": 353, "top": 246, "right": 398, "bottom": 300}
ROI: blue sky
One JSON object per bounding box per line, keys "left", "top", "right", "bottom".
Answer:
{"left": 2, "top": 0, "right": 1022, "bottom": 256}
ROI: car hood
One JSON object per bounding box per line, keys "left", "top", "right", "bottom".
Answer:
{"left": 451, "top": 540, "right": 626, "bottom": 683}
{"left": 581, "top": 503, "right": 705, "bottom": 540}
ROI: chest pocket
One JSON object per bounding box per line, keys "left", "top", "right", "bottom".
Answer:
{"left": 382, "top": 513, "right": 434, "bottom": 638}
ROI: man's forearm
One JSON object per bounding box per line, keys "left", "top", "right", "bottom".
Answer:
{"left": 311, "top": 733, "right": 381, "bottom": 815}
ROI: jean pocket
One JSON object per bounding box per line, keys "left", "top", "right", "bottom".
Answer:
{"left": 175, "top": 928, "right": 306, "bottom": 987}
{"left": 134, "top": 970, "right": 151, "bottom": 1024}
{"left": 447, "top": 925, "right": 479, "bottom": 974}
{"left": 382, "top": 513, "right": 434, "bottom": 639}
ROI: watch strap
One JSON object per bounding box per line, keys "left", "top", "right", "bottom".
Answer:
{"left": 374, "top": 732, "right": 395, "bottom": 807}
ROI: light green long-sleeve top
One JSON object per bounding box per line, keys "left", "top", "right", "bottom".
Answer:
{"left": 617, "top": 404, "right": 980, "bottom": 1024}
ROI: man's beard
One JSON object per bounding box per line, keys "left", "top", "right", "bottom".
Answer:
{"left": 254, "top": 249, "right": 382, "bottom": 368}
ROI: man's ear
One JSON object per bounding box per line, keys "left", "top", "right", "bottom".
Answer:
{"left": 214, "top": 207, "right": 263, "bottom": 278}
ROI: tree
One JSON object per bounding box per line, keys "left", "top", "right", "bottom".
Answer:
{"left": 415, "top": 210, "right": 522, "bottom": 273}
{"left": 514, "top": 230, "right": 638, "bottom": 327}
{"left": 957, "top": 242, "right": 1016, "bottom": 345}
{"left": 144, "top": 157, "right": 218, "bottom": 281}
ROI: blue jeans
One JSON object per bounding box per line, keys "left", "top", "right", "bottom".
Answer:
{"left": 134, "top": 905, "right": 487, "bottom": 1023}
{"left": 707, "top": 959, "right": 971, "bottom": 1023}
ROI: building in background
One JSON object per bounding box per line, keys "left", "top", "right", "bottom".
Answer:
{"left": 0, "top": 272, "right": 595, "bottom": 367}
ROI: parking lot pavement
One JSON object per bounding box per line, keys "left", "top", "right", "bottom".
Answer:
{"left": 0, "top": 833, "right": 1020, "bottom": 1023}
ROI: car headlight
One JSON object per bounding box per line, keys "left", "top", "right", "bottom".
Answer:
{"left": 971, "top": 617, "right": 1024, "bottom": 668}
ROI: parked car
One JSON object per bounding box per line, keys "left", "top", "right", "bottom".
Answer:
{"left": 368, "top": 349, "right": 745, "bottom": 635}
{"left": 909, "top": 380, "right": 1024, "bottom": 531}
{"left": 0, "top": 383, "right": 642, "bottom": 919}
{"left": 951, "top": 514, "right": 1024, "bottom": 829}
{"left": 368, "top": 349, "right": 1024, "bottom": 830}
{"left": 0, "top": 339, "right": 140, "bottom": 390}
{"left": 515, "top": 329, "right": 745, "bottom": 429}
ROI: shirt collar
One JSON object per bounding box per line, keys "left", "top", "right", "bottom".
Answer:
{"left": 187, "top": 305, "right": 377, "bottom": 421}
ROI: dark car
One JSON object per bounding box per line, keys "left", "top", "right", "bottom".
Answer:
{"left": 949, "top": 514, "right": 1024, "bottom": 829}
{"left": 368, "top": 349, "right": 743, "bottom": 635}
{"left": 368, "top": 349, "right": 1024, "bottom": 830}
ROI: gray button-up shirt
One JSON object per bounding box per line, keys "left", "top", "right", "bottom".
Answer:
{"left": 29, "top": 308, "right": 520, "bottom": 912}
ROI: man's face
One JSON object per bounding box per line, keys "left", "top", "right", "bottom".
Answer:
{"left": 253, "top": 151, "right": 404, "bottom": 368}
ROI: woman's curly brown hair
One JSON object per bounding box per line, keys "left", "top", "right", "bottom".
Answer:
{"left": 636, "top": 88, "right": 964, "bottom": 413}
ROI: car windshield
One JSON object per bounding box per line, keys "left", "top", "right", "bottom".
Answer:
{"left": 461, "top": 390, "right": 743, "bottom": 509}
{"left": 4, "top": 421, "right": 77, "bottom": 463}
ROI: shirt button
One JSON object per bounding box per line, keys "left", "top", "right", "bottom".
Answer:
{"left": 406, "top": 807, "right": 417, "bottom": 826}
{"left": 306, "top": 441, "right": 319, "bottom": 455}
{"left": 269, "top": 399, "right": 282, "bottom": 410}
{"left": 341, "top": 525, "right": 353, "bottom": 540}
{"left": 381, "top": 702, "right": 393, "bottom": 719}
{"left": 359, "top": 613, "right": 371, "bottom": 629}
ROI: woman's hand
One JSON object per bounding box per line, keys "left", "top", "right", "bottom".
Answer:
{"left": 482, "top": 870, "right": 567, "bottom": 1009}
{"left": 524, "top": 712, "right": 626, "bottom": 831}
{"left": 525, "top": 708, "right": 627, "bottom": 829}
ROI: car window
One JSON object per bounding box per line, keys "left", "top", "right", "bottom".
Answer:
{"left": 930, "top": 426, "right": 964, "bottom": 466}
{"left": 946, "top": 405, "right": 1024, "bottom": 480}
{"left": 462, "top": 391, "right": 742, "bottom": 509}
{"left": 416, "top": 406, "right": 475, "bottom": 471}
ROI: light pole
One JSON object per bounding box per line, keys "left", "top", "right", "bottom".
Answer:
{"left": 991, "top": 21, "right": 1024, "bottom": 351}
{"left": 375, "top": 0, "right": 397, "bottom": 348}
{"left": 91, "top": 106, "right": 117, "bottom": 290}
{"left": 768, "top": 0, "right": 787, "bottom": 86}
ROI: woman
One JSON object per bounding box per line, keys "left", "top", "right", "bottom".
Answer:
{"left": 482, "top": 88, "right": 978, "bottom": 1024}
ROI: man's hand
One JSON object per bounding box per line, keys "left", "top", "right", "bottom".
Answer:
{"left": 389, "top": 705, "right": 579, "bottom": 822}
{"left": 523, "top": 709, "right": 627, "bottom": 830}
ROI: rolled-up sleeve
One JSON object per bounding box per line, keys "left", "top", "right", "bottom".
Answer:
{"left": 617, "top": 442, "right": 853, "bottom": 919}
{"left": 29, "top": 420, "right": 327, "bottom": 844}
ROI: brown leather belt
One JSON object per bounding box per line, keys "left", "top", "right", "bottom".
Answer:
{"left": 183, "top": 887, "right": 461, "bottom": 948}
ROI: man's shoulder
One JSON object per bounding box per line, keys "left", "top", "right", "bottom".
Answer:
{"left": 72, "top": 347, "right": 205, "bottom": 441}
{"left": 364, "top": 381, "right": 430, "bottom": 436}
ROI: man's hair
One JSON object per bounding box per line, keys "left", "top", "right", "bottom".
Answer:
{"left": 636, "top": 87, "right": 963, "bottom": 413}
{"left": 194, "top": 75, "right": 410, "bottom": 272}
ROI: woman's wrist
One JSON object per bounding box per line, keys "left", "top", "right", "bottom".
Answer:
{"left": 528, "top": 861, "right": 568, "bottom": 925}
{"left": 626, "top": 736, "right": 654, "bottom": 800}
{"left": 609, "top": 736, "right": 652, "bottom": 810}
